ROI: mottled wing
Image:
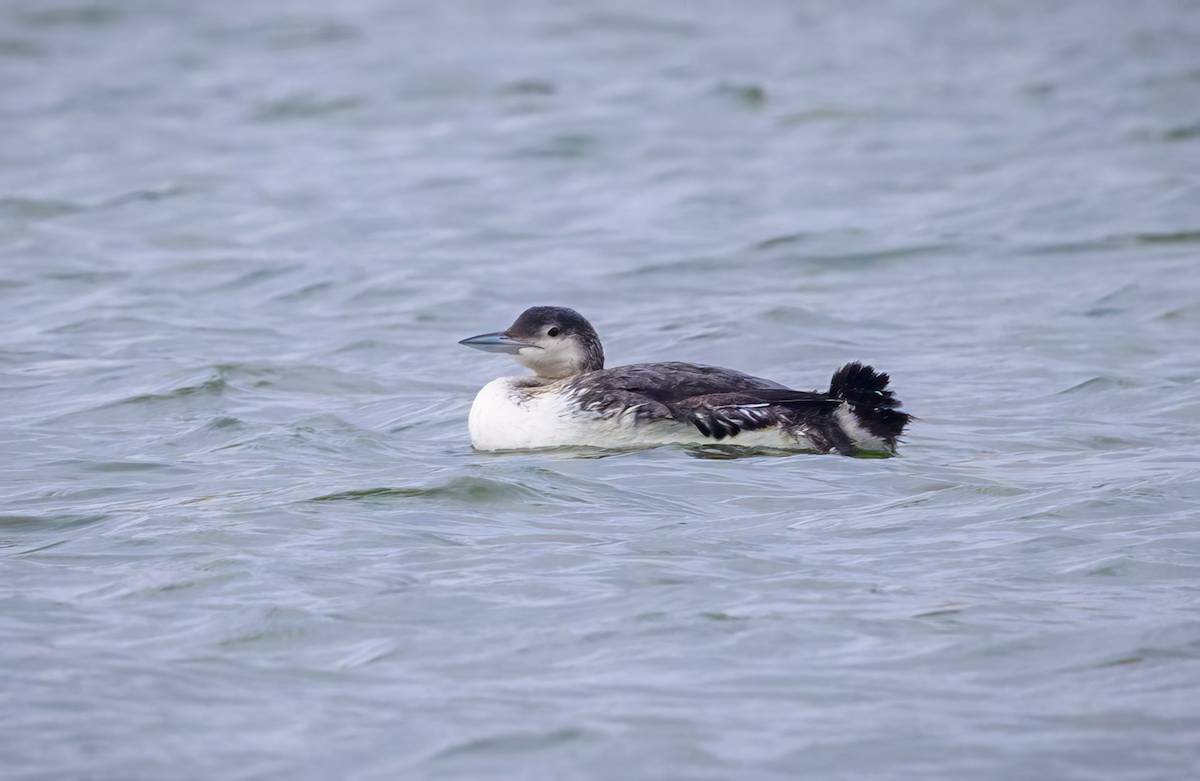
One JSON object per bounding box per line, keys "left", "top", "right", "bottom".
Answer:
{"left": 566, "top": 362, "right": 781, "bottom": 420}
{"left": 673, "top": 390, "right": 841, "bottom": 441}
{"left": 568, "top": 388, "right": 675, "bottom": 422}
{"left": 570, "top": 362, "right": 785, "bottom": 402}
{"left": 566, "top": 362, "right": 846, "bottom": 445}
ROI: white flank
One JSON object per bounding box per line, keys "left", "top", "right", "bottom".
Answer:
{"left": 834, "top": 403, "right": 890, "bottom": 453}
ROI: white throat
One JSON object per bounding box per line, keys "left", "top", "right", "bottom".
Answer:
{"left": 512, "top": 340, "right": 590, "bottom": 379}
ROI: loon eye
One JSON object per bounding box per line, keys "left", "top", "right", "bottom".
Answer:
{"left": 547, "top": 327, "right": 561, "bottom": 337}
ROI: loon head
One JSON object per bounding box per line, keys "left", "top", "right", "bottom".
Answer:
{"left": 459, "top": 306, "right": 605, "bottom": 379}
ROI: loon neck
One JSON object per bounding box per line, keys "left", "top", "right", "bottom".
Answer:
{"left": 516, "top": 335, "right": 604, "bottom": 380}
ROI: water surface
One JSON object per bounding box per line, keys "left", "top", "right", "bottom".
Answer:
{"left": 2, "top": 1, "right": 1200, "bottom": 779}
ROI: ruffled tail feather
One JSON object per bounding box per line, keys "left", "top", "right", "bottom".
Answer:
{"left": 828, "top": 362, "right": 910, "bottom": 447}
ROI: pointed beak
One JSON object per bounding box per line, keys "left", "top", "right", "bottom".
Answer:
{"left": 458, "top": 331, "right": 537, "bottom": 354}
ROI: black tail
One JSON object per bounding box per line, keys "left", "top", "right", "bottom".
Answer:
{"left": 828, "top": 362, "right": 910, "bottom": 446}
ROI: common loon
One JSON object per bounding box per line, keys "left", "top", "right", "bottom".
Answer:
{"left": 459, "top": 306, "right": 910, "bottom": 454}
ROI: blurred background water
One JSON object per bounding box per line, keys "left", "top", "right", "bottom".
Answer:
{"left": 2, "top": 0, "right": 1200, "bottom": 778}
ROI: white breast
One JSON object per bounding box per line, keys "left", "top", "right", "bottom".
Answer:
{"left": 467, "top": 377, "right": 582, "bottom": 451}
{"left": 467, "top": 376, "right": 811, "bottom": 451}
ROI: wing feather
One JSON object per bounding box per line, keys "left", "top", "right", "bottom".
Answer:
{"left": 565, "top": 363, "right": 842, "bottom": 442}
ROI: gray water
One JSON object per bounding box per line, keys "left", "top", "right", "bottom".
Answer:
{"left": 3, "top": 1, "right": 1200, "bottom": 778}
